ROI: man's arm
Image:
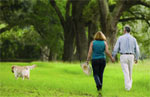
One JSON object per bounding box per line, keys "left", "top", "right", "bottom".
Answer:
{"left": 134, "top": 39, "right": 140, "bottom": 63}
{"left": 112, "top": 37, "right": 120, "bottom": 58}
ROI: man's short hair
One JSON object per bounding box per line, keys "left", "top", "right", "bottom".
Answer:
{"left": 124, "top": 25, "right": 130, "bottom": 33}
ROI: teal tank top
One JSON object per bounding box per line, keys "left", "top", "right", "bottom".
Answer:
{"left": 92, "top": 40, "right": 106, "bottom": 59}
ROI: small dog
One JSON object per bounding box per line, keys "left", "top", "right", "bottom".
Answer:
{"left": 11, "top": 65, "right": 36, "bottom": 80}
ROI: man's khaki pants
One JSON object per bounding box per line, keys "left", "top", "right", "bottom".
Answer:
{"left": 120, "top": 55, "right": 134, "bottom": 90}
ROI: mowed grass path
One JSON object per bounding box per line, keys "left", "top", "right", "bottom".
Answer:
{"left": 0, "top": 61, "right": 150, "bottom": 97}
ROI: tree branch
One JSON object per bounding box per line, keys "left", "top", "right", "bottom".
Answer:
{"left": 137, "top": 0, "right": 150, "bottom": 8}
{"left": 0, "top": 26, "right": 10, "bottom": 34}
{"left": 112, "top": 0, "right": 142, "bottom": 24}
{"left": 127, "top": 10, "right": 150, "bottom": 26}
{"left": 112, "top": 0, "right": 126, "bottom": 23}
{"left": 145, "top": 20, "right": 150, "bottom": 26}
{"left": 119, "top": 17, "right": 145, "bottom": 22}
{"left": 66, "top": 0, "right": 71, "bottom": 20}
{"left": 141, "top": 14, "right": 150, "bottom": 26}
{"left": 119, "top": 16, "right": 150, "bottom": 26}
{"left": 98, "top": 0, "right": 109, "bottom": 21}
{"left": 97, "top": 0, "right": 110, "bottom": 32}
{"left": 49, "top": 0, "right": 65, "bottom": 29}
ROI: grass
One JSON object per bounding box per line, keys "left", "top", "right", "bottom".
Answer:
{"left": 0, "top": 60, "right": 150, "bottom": 97}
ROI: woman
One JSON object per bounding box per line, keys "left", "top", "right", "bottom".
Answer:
{"left": 86, "top": 31, "right": 114, "bottom": 91}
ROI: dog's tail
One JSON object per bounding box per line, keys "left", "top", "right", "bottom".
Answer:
{"left": 28, "top": 64, "right": 36, "bottom": 70}
{"left": 11, "top": 66, "right": 15, "bottom": 73}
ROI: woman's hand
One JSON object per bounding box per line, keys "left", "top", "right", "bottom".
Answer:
{"left": 105, "top": 41, "right": 115, "bottom": 63}
{"left": 111, "top": 57, "right": 115, "bottom": 63}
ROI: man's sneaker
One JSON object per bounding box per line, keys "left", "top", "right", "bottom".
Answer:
{"left": 125, "top": 88, "right": 131, "bottom": 91}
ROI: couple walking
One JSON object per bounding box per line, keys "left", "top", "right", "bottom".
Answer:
{"left": 86, "top": 25, "right": 140, "bottom": 91}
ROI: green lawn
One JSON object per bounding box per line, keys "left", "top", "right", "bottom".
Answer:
{"left": 0, "top": 60, "right": 150, "bottom": 97}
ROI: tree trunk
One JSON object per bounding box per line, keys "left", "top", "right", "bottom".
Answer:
{"left": 50, "top": 0, "right": 89, "bottom": 61}
{"left": 50, "top": 0, "right": 75, "bottom": 61}
{"left": 97, "top": 0, "right": 141, "bottom": 50}
{"left": 75, "top": 21, "right": 88, "bottom": 61}
{"left": 97, "top": 0, "right": 122, "bottom": 50}
{"left": 104, "top": 19, "right": 117, "bottom": 50}
{"left": 97, "top": 0, "right": 140, "bottom": 62}
{"left": 62, "top": 23, "right": 75, "bottom": 61}
{"left": 49, "top": 50, "right": 57, "bottom": 61}
{"left": 71, "top": 0, "right": 89, "bottom": 61}
{"left": 41, "top": 46, "right": 50, "bottom": 61}
{"left": 88, "top": 21, "right": 98, "bottom": 47}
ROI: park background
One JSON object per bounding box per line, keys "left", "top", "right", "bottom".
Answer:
{"left": 0, "top": 0, "right": 150, "bottom": 97}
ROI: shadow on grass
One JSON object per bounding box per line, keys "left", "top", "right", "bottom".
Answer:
{"left": 62, "top": 68, "right": 82, "bottom": 75}
{"left": 134, "top": 79, "right": 150, "bottom": 91}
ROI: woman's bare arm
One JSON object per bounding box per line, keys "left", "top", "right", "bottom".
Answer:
{"left": 87, "top": 41, "right": 93, "bottom": 62}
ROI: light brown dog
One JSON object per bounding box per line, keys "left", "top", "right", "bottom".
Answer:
{"left": 12, "top": 65, "right": 36, "bottom": 80}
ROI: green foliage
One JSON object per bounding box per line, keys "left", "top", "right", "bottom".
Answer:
{"left": 108, "top": 0, "right": 116, "bottom": 5}
{"left": 0, "top": 0, "right": 64, "bottom": 60}
{"left": 0, "top": 24, "right": 7, "bottom": 29}
{"left": 83, "top": 0, "right": 99, "bottom": 23}
{"left": 29, "top": 0, "right": 63, "bottom": 57}
{"left": 0, "top": 26, "right": 41, "bottom": 60}
{"left": 132, "top": 21, "right": 150, "bottom": 58}
{"left": 55, "top": 0, "right": 67, "bottom": 19}
{"left": 0, "top": 61, "right": 150, "bottom": 96}
{"left": 0, "top": 0, "right": 34, "bottom": 27}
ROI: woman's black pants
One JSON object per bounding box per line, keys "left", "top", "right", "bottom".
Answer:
{"left": 92, "top": 58, "right": 106, "bottom": 90}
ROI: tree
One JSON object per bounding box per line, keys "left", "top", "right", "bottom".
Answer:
{"left": 1, "top": 0, "right": 150, "bottom": 62}
{"left": 50, "top": 0, "right": 90, "bottom": 61}
{"left": 0, "top": 0, "right": 31, "bottom": 34}
{"left": 0, "top": 26, "right": 41, "bottom": 61}
{"left": 0, "top": 0, "right": 63, "bottom": 61}
{"left": 29, "top": 0, "right": 63, "bottom": 61}
{"left": 97, "top": 0, "right": 150, "bottom": 50}
{"left": 82, "top": 0, "right": 100, "bottom": 47}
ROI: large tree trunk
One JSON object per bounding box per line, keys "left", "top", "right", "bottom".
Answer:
{"left": 74, "top": 21, "right": 88, "bottom": 61}
{"left": 71, "top": 0, "right": 89, "bottom": 61}
{"left": 63, "top": 20, "right": 75, "bottom": 61}
{"left": 98, "top": 0, "right": 129, "bottom": 50}
{"left": 97, "top": 0, "right": 117, "bottom": 50}
{"left": 88, "top": 21, "right": 99, "bottom": 47}
{"left": 97, "top": 0, "right": 142, "bottom": 50}
{"left": 97, "top": 0, "right": 142, "bottom": 62}
{"left": 103, "top": 18, "right": 117, "bottom": 50}
{"left": 50, "top": 0, "right": 89, "bottom": 61}
{"left": 63, "top": 34, "right": 74, "bottom": 61}
{"left": 50, "top": 0, "right": 75, "bottom": 61}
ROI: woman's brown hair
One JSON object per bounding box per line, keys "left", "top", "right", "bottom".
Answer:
{"left": 94, "top": 31, "right": 106, "bottom": 41}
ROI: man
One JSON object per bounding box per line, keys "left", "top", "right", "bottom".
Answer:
{"left": 112, "top": 25, "right": 140, "bottom": 91}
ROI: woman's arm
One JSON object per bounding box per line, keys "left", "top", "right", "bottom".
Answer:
{"left": 87, "top": 41, "right": 93, "bottom": 62}
{"left": 104, "top": 41, "right": 115, "bottom": 62}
